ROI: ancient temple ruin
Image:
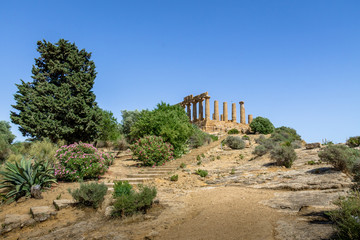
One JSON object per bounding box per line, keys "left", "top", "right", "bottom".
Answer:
{"left": 179, "top": 92, "right": 252, "bottom": 133}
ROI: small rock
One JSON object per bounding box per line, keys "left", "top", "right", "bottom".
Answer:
{"left": 153, "top": 199, "right": 160, "bottom": 204}
{"left": 144, "top": 230, "right": 159, "bottom": 240}
{"left": 16, "top": 196, "right": 27, "bottom": 203}
{"left": 104, "top": 206, "right": 114, "bottom": 217}
{"left": 305, "top": 143, "right": 321, "bottom": 149}
{"left": 53, "top": 199, "right": 77, "bottom": 210}
{"left": 30, "top": 206, "right": 57, "bottom": 222}
{"left": 31, "top": 185, "right": 43, "bottom": 199}
{"left": 2, "top": 214, "right": 32, "bottom": 233}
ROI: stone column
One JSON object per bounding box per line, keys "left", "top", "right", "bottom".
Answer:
{"left": 214, "top": 100, "right": 219, "bottom": 121}
{"left": 239, "top": 101, "right": 245, "bottom": 124}
{"left": 232, "top": 103, "right": 236, "bottom": 122}
{"left": 248, "top": 114, "right": 253, "bottom": 124}
{"left": 192, "top": 101, "right": 197, "bottom": 121}
{"left": 205, "top": 96, "right": 210, "bottom": 120}
{"left": 186, "top": 104, "right": 191, "bottom": 121}
{"left": 223, "top": 102, "right": 228, "bottom": 122}
{"left": 199, "top": 99, "right": 204, "bottom": 120}
{"left": 212, "top": 113, "right": 215, "bottom": 120}
{"left": 221, "top": 114, "right": 223, "bottom": 121}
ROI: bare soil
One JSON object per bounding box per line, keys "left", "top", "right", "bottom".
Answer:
{"left": 0, "top": 134, "right": 346, "bottom": 240}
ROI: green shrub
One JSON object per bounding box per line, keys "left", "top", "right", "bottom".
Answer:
{"left": 216, "top": 156, "right": 221, "bottom": 160}
{"left": 0, "top": 121, "right": 15, "bottom": 162}
{"left": 28, "top": 138, "right": 61, "bottom": 163}
{"left": 196, "top": 155, "right": 201, "bottom": 161}
{"left": 0, "top": 158, "right": 56, "bottom": 202}
{"left": 54, "top": 142, "right": 113, "bottom": 181}
{"left": 327, "top": 191, "right": 360, "bottom": 239}
{"left": 228, "top": 128, "right": 239, "bottom": 134}
{"left": 253, "top": 145, "right": 268, "bottom": 156}
{"left": 195, "top": 169, "right": 208, "bottom": 177}
{"left": 291, "top": 140, "right": 302, "bottom": 149}
{"left": 113, "top": 181, "right": 133, "bottom": 198}
{"left": 180, "top": 163, "right": 186, "bottom": 168}
{"left": 230, "top": 168, "right": 235, "bottom": 174}
{"left": 242, "top": 135, "right": 250, "bottom": 140}
{"left": 271, "top": 126, "right": 301, "bottom": 143}
{"left": 112, "top": 138, "right": 129, "bottom": 151}
{"left": 188, "top": 125, "right": 212, "bottom": 149}
{"left": 209, "top": 135, "right": 219, "bottom": 141}
{"left": 129, "top": 103, "right": 193, "bottom": 157}
{"left": 224, "top": 136, "right": 246, "bottom": 149}
{"left": 131, "top": 135, "right": 174, "bottom": 166}
{"left": 255, "top": 135, "right": 267, "bottom": 144}
{"left": 112, "top": 185, "right": 157, "bottom": 217}
{"left": 69, "top": 182, "right": 108, "bottom": 209}
{"left": 120, "top": 110, "right": 143, "bottom": 139}
{"left": 270, "top": 145, "right": 297, "bottom": 168}
{"left": 318, "top": 144, "right": 360, "bottom": 173}
{"left": 249, "top": 117, "right": 274, "bottom": 134}
{"left": 197, "top": 161, "right": 202, "bottom": 165}
{"left": 347, "top": 136, "right": 360, "bottom": 148}
{"left": 97, "top": 109, "right": 122, "bottom": 142}
{"left": 170, "top": 174, "right": 178, "bottom": 181}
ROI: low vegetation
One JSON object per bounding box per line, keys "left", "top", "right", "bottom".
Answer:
{"left": 69, "top": 182, "right": 108, "bottom": 209}
{"left": 195, "top": 169, "right": 208, "bottom": 177}
{"left": 113, "top": 181, "right": 133, "bottom": 198}
{"left": 223, "top": 136, "right": 246, "bottom": 149}
{"left": 327, "top": 191, "right": 360, "bottom": 240}
{"left": 346, "top": 136, "right": 360, "bottom": 148}
{"left": 54, "top": 142, "right": 113, "bottom": 181}
{"left": 170, "top": 174, "right": 178, "bottom": 181}
{"left": 131, "top": 135, "right": 174, "bottom": 166}
{"left": 112, "top": 184, "right": 157, "bottom": 217}
{"left": 318, "top": 144, "right": 360, "bottom": 174}
{"left": 0, "top": 158, "right": 57, "bottom": 202}
{"left": 270, "top": 145, "right": 297, "bottom": 168}
{"left": 227, "top": 128, "right": 239, "bottom": 134}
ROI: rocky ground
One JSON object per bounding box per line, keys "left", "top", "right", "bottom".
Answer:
{"left": 0, "top": 135, "right": 354, "bottom": 240}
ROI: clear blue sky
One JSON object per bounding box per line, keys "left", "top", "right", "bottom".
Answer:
{"left": 1, "top": 0, "right": 359, "bottom": 143}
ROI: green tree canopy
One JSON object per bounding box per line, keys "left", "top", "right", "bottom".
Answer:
{"left": 11, "top": 39, "right": 100, "bottom": 143}
{"left": 97, "top": 109, "right": 121, "bottom": 141}
{"left": 129, "top": 102, "right": 193, "bottom": 157}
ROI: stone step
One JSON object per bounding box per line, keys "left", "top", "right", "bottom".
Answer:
{"left": 127, "top": 173, "right": 164, "bottom": 178}
{"left": 103, "top": 178, "right": 154, "bottom": 185}
{"left": 138, "top": 170, "right": 171, "bottom": 174}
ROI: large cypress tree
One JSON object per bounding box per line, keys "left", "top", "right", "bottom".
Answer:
{"left": 11, "top": 39, "right": 100, "bottom": 143}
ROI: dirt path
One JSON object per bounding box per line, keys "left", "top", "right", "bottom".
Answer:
{"left": 0, "top": 134, "right": 350, "bottom": 240}
{"left": 157, "top": 187, "right": 284, "bottom": 240}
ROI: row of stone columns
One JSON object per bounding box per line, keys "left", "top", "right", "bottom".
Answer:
{"left": 185, "top": 98, "right": 252, "bottom": 124}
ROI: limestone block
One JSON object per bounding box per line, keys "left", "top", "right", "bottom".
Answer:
{"left": 105, "top": 206, "right": 114, "bottom": 217}
{"left": 305, "top": 143, "right": 321, "bottom": 149}
{"left": 1, "top": 214, "right": 35, "bottom": 234}
{"left": 53, "top": 199, "right": 77, "bottom": 210}
{"left": 30, "top": 206, "right": 57, "bottom": 222}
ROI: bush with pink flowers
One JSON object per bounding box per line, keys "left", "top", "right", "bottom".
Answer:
{"left": 131, "top": 136, "right": 174, "bottom": 166}
{"left": 54, "top": 142, "right": 114, "bottom": 181}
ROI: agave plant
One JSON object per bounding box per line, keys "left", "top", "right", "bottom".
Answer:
{"left": 0, "top": 158, "right": 57, "bottom": 202}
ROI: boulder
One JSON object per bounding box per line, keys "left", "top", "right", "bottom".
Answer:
{"left": 30, "top": 206, "right": 57, "bottom": 222}
{"left": 53, "top": 199, "right": 77, "bottom": 210}
{"left": 104, "top": 206, "right": 114, "bottom": 217}
{"left": 31, "top": 185, "right": 43, "bottom": 199}
{"left": 305, "top": 143, "right": 321, "bottom": 149}
{"left": 1, "top": 214, "right": 35, "bottom": 234}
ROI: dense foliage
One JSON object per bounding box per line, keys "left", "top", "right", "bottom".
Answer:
{"left": 188, "top": 125, "right": 213, "bottom": 149}
{"left": 318, "top": 144, "right": 360, "bottom": 173}
{"left": 0, "top": 121, "right": 15, "bottom": 161}
{"left": 69, "top": 182, "right": 108, "bottom": 209}
{"left": 0, "top": 158, "right": 56, "bottom": 202}
{"left": 54, "top": 142, "right": 113, "bottom": 181}
{"left": 227, "top": 128, "right": 240, "bottom": 134}
{"left": 223, "top": 136, "right": 246, "bottom": 149}
{"left": 131, "top": 136, "right": 174, "bottom": 166}
{"left": 11, "top": 39, "right": 100, "bottom": 143}
{"left": 129, "top": 102, "right": 193, "bottom": 157}
{"left": 346, "top": 136, "right": 360, "bottom": 148}
{"left": 327, "top": 191, "right": 360, "bottom": 240}
{"left": 271, "top": 126, "right": 301, "bottom": 143}
{"left": 97, "top": 109, "right": 122, "bottom": 142}
{"left": 270, "top": 145, "right": 297, "bottom": 168}
{"left": 120, "top": 110, "right": 143, "bottom": 139}
{"left": 113, "top": 181, "right": 133, "bottom": 198}
{"left": 112, "top": 185, "right": 157, "bottom": 217}
{"left": 249, "top": 117, "right": 274, "bottom": 134}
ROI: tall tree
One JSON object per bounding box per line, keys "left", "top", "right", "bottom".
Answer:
{"left": 11, "top": 39, "right": 100, "bottom": 143}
